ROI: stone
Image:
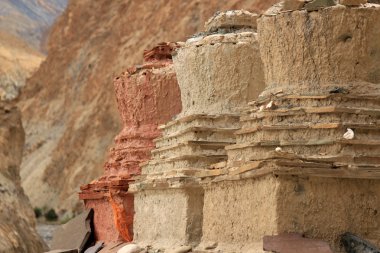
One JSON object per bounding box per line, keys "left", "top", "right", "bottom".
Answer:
{"left": 305, "top": 0, "right": 336, "bottom": 11}
{"left": 84, "top": 241, "right": 104, "bottom": 253}
{"left": 275, "top": 147, "right": 283, "bottom": 152}
{"left": 341, "top": 233, "right": 380, "bottom": 253}
{"left": 168, "top": 246, "right": 192, "bottom": 253}
{"left": 117, "top": 244, "right": 141, "bottom": 253}
{"left": 339, "top": 0, "right": 367, "bottom": 5}
{"left": 98, "top": 242, "right": 126, "bottom": 253}
{"left": 343, "top": 128, "right": 354, "bottom": 140}
{"left": 51, "top": 209, "right": 93, "bottom": 252}
{"left": 204, "top": 242, "right": 218, "bottom": 250}
{"left": 283, "top": 0, "right": 306, "bottom": 10}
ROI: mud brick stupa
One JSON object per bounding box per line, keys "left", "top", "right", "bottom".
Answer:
{"left": 200, "top": 3, "right": 380, "bottom": 252}
{"left": 79, "top": 2, "right": 380, "bottom": 252}
{"left": 131, "top": 10, "right": 265, "bottom": 249}
{"left": 79, "top": 42, "right": 182, "bottom": 242}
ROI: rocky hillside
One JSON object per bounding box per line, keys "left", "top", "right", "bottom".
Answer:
{"left": 0, "top": 0, "right": 67, "bottom": 100}
{"left": 0, "top": 0, "right": 67, "bottom": 51}
{"left": 0, "top": 102, "right": 46, "bottom": 253}
{"left": 20, "top": 0, "right": 278, "bottom": 214}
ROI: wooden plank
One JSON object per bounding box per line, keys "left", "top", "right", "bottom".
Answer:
{"left": 235, "top": 123, "right": 342, "bottom": 135}
{"left": 152, "top": 140, "right": 233, "bottom": 154}
{"left": 154, "top": 126, "right": 238, "bottom": 142}
{"left": 158, "top": 113, "right": 240, "bottom": 130}
{"left": 338, "top": 139, "right": 380, "bottom": 145}
{"left": 275, "top": 160, "right": 333, "bottom": 168}
{"left": 228, "top": 161, "right": 263, "bottom": 175}
{"left": 226, "top": 139, "right": 335, "bottom": 150}
{"left": 253, "top": 93, "right": 380, "bottom": 104}
{"left": 144, "top": 154, "right": 227, "bottom": 165}
{"left": 243, "top": 106, "right": 380, "bottom": 122}
{"left": 197, "top": 168, "right": 228, "bottom": 178}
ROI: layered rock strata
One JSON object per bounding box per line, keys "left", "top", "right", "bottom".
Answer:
{"left": 0, "top": 102, "right": 46, "bottom": 253}
{"left": 131, "top": 10, "right": 265, "bottom": 249}
{"left": 196, "top": 3, "right": 380, "bottom": 252}
{"left": 79, "top": 43, "right": 182, "bottom": 243}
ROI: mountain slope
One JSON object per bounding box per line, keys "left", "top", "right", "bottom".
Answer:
{"left": 0, "top": 102, "right": 46, "bottom": 253}
{"left": 20, "top": 0, "right": 278, "bottom": 214}
{"left": 0, "top": 0, "right": 67, "bottom": 100}
{"left": 0, "top": 0, "right": 67, "bottom": 51}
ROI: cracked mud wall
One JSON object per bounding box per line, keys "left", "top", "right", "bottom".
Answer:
{"left": 201, "top": 175, "right": 278, "bottom": 252}
{"left": 276, "top": 176, "right": 380, "bottom": 252}
{"left": 258, "top": 6, "right": 380, "bottom": 95}
{"left": 134, "top": 187, "right": 204, "bottom": 249}
{"left": 201, "top": 174, "right": 380, "bottom": 252}
{"left": 174, "top": 33, "right": 264, "bottom": 117}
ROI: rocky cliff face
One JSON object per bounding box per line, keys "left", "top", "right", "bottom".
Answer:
{"left": 0, "top": 0, "right": 67, "bottom": 51}
{"left": 0, "top": 0, "right": 67, "bottom": 100}
{"left": 0, "top": 102, "right": 46, "bottom": 253}
{"left": 20, "top": 0, "right": 278, "bottom": 214}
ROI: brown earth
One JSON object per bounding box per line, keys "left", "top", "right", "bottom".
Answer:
{"left": 19, "top": 0, "right": 279, "bottom": 214}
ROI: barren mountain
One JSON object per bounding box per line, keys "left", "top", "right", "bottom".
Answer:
{"left": 0, "top": 102, "right": 46, "bottom": 253}
{"left": 0, "top": 0, "right": 67, "bottom": 51}
{"left": 20, "top": 0, "right": 278, "bottom": 214}
{"left": 0, "top": 0, "right": 67, "bottom": 100}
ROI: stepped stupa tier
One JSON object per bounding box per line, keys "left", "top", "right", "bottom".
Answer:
{"left": 131, "top": 10, "right": 265, "bottom": 249}
{"left": 196, "top": 3, "right": 380, "bottom": 252}
{"left": 78, "top": 42, "right": 182, "bottom": 243}
{"left": 226, "top": 3, "right": 380, "bottom": 175}
{"left": 139, "top": 10, "right": 265, "bottom": 177}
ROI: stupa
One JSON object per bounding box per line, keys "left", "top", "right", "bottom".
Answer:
{"left": 79, "top": 42, "right": 182, "bottom": 242}
{"left": 131, "top": 10, "right": 265, "bottom": 249}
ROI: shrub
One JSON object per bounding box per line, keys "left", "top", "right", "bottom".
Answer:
{"left": 44, "top": 208, "right": 58, "bottom": 221}
{"left": 34, "top": 207, "right": 42, "bottom": 218}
